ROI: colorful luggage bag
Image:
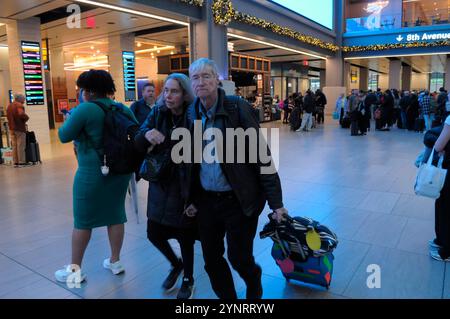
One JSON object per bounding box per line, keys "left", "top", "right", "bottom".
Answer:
{"left": 271, "top": 242, "right": 334, "bottom": 289}
{"left": 260, "top": 214, "right": 338, "bottom": 290}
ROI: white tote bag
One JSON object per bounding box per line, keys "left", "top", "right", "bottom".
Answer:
{"left": 414, "top": 149, "right": 447, "bottom": 199}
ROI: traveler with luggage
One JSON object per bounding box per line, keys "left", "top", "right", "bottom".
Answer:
{"left": 185, "top": 58, "right": 286, "bottom": 299}
{"left": 55, "top": 70, "right": 140, "bottom": 284}
{"left": 134, "top": 73, "right": 198, "bottom": 299}
{"left": 6, "top": 93, "right": 30, "bottom": 167}
{"left": 428, "top": 115, "right": 450, "bottom": 261}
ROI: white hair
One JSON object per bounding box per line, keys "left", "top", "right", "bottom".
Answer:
{"left": 189, "top": 58, "right": 220, "bottom": 78}
{"left": 14, "top": 93, "right": 25, "bottom": 101}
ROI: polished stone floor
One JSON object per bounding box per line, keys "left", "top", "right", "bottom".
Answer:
{"left": 0, "top": 118, "right": 449, "bottom": 299}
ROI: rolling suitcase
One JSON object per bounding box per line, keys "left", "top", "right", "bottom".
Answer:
{"left": 26, "top": 131, "right": 41, "bottom": 164}
{"left": 289, "top": 107, "right": 302, "bottom": 131}
{"left": 260, "top": 214, "right": 338, "bottom": 290}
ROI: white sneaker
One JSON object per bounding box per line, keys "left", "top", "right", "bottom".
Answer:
{"left": 55, "top": 265, "right": 86, "bottom": 283}
{"left": 103, "top": 258, "right": 125, "bottom": 275}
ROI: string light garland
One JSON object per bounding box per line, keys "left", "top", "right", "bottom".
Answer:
{"left": 212, "top": 0, "right": 339, "bottom": 52}
{"left": 178, "top": 0, "right": 204, "bottom": 6}
{"left": 343, "top": 40, "right": 450, "bottom": 52}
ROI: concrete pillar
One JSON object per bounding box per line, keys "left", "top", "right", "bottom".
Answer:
{"left": 359, "top": 67, "right": 368, "bottom": 91}
{"left": 108, "top": 33, "right": 135, "bottom": 105}
{"left": 402, "top": 64, "right": 412, "bottom": 91}
{"left": 6, "top": 17, "right": 50, "bottom": 144}
{"left": 323, "top": 0, "right": 346, "bottom": 115}
{"left": 389, "top": 59, "right": 402, "bottom": 90}
{"left": 320, "top": 70, "right": 326, "bottom": 89}
{"left": 445, "top": 56, "right": 450, "bottom": 91}
{"left": 189, "top": 0, "right": 228, "bottom": 79}
{"left": 49, "top": 46, "right": 67, "bottom": 123}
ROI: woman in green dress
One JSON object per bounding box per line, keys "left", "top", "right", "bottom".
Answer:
{"left": 55, "top": 70, "right": 136, "bottom": 283}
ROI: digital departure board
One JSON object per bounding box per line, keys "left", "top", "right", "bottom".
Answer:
{"left": 122, "top": 51, "right": 136, "bottom": 102}
{"left": 21, "top": 41, "right": 45, "bottom": 105}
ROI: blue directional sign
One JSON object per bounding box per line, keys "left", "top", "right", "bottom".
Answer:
{"left": 122, "top": 51, "right": 136, "bottom": 102}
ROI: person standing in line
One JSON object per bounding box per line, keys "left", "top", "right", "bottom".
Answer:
{"left": 420, "top": 90, "right": 432, "bottom": 131}
{"left": 296, "top": 89, "right": 315, "bottom": 132}
{"left": 6, "top": 93, "right": 30, "bottom": 167}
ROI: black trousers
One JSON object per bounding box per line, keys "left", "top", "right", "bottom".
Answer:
{"left": 435, "top": 173, "right": 450, "bottom": 258}
{"left": 147, "top": 220, "right": 196, "bottom": 279}
{"left": 196, "top": 190, "right": 260, "bottom": 299}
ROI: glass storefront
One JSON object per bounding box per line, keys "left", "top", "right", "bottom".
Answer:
{"left": 345, "top": 0, "right": 450, "bottom": 32}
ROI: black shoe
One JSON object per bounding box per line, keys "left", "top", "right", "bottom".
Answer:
{"left": 177, "top": 277, "right": 195, "bottom": 299}
{"left": 162, "top": 260, "right": 183, "bottom": 291}
{"left": 246, "top": 264, "right": 263, "bottom": 299}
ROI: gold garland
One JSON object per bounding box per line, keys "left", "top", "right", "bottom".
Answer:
{"left": 343, "top": 40, "right": 450, "bottom": 52}
{"left": 212, "top": 0, "right": 339, "bottom": 52}
{"left": 178, "top": 0, "right": 204, "bottom": 6}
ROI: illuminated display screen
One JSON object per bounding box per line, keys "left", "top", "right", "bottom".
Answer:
{"left": 270, "top": 0, "right": 333, "bottom": 29}
{"left": 21, "top": 41, "right": 45, "bottom": 105}
{"left": 122, "top": 51, "right": 136, "bottom": 102}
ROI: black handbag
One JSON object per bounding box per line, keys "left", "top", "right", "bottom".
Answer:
{"left": 139, "top": 147, "right": 171, "bottom": 182}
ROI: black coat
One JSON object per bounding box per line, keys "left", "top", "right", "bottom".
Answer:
{"left": 130, "top": 99, "right": 153, "bottom": 126}
{"left": 135, "top": 104, "right": 194, "bottom": 228}
{"left": 185, "top": 88, "right": 283, "bottom": 217}
{"left": 303, "top": 94, "right": 315, "bottom": 113}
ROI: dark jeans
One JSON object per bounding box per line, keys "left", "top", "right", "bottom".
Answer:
{"left": 196, "top": 190, "right": 260, "bottom": 299}
{"left": 147, "top": 220, "right": 196, "bottom": 279}
{"left": 435, "top": 173, "right": 450, "bottom": 259}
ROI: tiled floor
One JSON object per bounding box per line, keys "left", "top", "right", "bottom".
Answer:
{"left": 0, "top": 119, "right": 448, "bottom": 299}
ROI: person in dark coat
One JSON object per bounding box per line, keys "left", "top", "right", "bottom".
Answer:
{"left": 406, "top": 93, "right": 420, "bottom": 131}
{"left": 399, "top": 91, "right": 411, "bottom": 129}
{"left": 130, "top": 83, "right": 156, "bottom": 126}
{"left": 134, "top": 73, "right": 197, "bottom": 299}
{"left": 315, "top": 89, "right": 327, "bottom": 124}
{"left": 382, "top": 90, "right": 394, "bottom": 129}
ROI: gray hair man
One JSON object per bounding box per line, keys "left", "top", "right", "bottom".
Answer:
{"left": 6, "top": 93, "right": 29, "bottom": 167}
{"left": 184, "top": 58, "right": 287, "bottom": 299}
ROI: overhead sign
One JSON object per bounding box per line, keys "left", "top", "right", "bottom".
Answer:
{"left": 122, "top": 51, "right": 136, "bottom": 102}
{"left": 21, "top": 41, "right": 45, "bottom": 106}
{"left": 344, "top": 28, "right": 450, "bottom": 47}
{"left": 396, "top": 31, "right": 450, "bottom": 42}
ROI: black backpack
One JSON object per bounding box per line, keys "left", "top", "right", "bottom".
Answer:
{"left": 91, "top": 101, "right": 144, "bottom": 175}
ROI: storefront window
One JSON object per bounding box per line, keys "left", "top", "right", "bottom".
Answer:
{"left": 345, "top": 0, "right": 450, "bottom": 32}
{"left": 430, "top": 72, "right": 444, "bottom": 92}
{"left": 310, "top": 78, "right": 321, "bottom": 92}
{"left": 368, "top": 71, "right": 379, "bottom": 91}
{"left": 402, "top": 0, "right": 449, "bottom": 28}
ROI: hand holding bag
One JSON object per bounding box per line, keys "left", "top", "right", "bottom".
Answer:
{"left": 332, "top": 111, "right": 339, "bottom": 120}
{"left": 414, "top": 148, "right": 448, "bottom": 199}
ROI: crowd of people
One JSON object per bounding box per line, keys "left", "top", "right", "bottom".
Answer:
{"left": 335, "top": 87, "right": 449, "bottom": 136}
{"left": 277, "top": 89, "right": 328, "bottom": 132}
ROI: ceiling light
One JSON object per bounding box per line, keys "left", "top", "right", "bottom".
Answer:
{"left": 170, "top": 51, "right": 174, "bottom": 55}
{"left": 227, "top": 33, "right": 326, "bottom": 60}
{"left": 157, "top": 50, "right": 161, "bottom": 53}
{"left": 154, "top": 46, "right": 157, "bottom": 49}
{"left": 96, "top": 50, "right": 100, "bottom": 53}
{"left": 93, "top": 54, "right": 96, "bottom": 57}
{"left": 137, "top": 42, "right": 142, "bottom": 47}
{"left": 90, "top": 46, "right": 94, "bottom": 50}
{"left": 135, "top": 46, "right": 175, "bottom": 54}
{"left": 73, "top": 0, "right": 188, "bottom": 26}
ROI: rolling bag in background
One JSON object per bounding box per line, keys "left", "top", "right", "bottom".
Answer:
{"left": 289, "top": 107, "right": 302, "bottom": 131}
{"left": 414, "top": 117, "right": 425, "bottom": 132}
{"left": 260, "top": 214, "right": 338, "bottom": 290}
{"left": 26, "top": 131, "right": 41, "bottom": 164}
